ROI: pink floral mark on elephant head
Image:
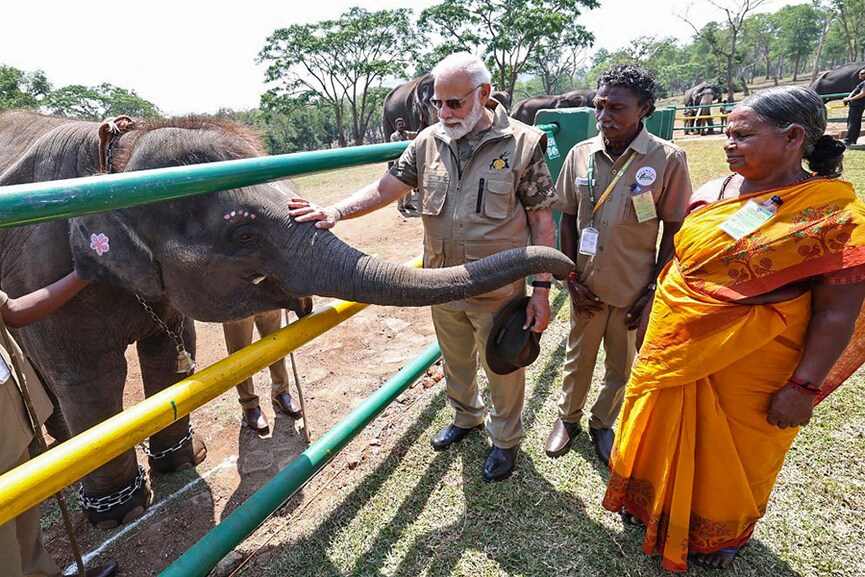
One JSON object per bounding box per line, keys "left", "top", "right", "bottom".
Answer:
{"left": 90, "top": 233, "right": 110, "bottom": 256}
{"left": 223, "top": 209, "right": 257, "bottom": 223}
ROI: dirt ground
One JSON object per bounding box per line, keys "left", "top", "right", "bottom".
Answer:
{"left": 41, "top": 167, "right": 441, "bottom": 576}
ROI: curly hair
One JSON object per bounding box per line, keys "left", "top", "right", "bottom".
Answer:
{"left": 596, "top": 64, "right": 658, "bottom": 117}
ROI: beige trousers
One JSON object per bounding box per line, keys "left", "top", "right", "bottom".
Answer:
{"left": 431, "top": 305, "right": 525, "bottom": 449}
{"left": 558, "top": 303, "right": 636, "bottom": 429}
{"left": 223, "top": 310, "right": 290, "bottom": 410}
{"left": 0, "top": 450, "right": 60, "bottom": 577}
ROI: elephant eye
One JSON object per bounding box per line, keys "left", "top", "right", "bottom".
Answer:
{"left": 230, "top": 225, "right": 259, "bottom": 246}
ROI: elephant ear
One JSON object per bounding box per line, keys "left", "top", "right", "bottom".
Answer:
{"left": 69, "top": 212, "right": 164, "bottom": 300}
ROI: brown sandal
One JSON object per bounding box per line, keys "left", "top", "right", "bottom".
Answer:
{"left": 618, "top": 507, "right": 645, "bottom": 527}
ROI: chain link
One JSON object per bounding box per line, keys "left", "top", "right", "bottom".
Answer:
{"left": 135, "top": 294, "right": 188, "bottom": 354}
{"left": 78, "top": 466, "right": 147, "bottom": 513}
{"left": 141, "top": 426, "right": 195, "bottom": 460}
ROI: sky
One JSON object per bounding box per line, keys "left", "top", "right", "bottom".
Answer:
{"left": 0, "top": 0, "right": 805, "bottom": 116}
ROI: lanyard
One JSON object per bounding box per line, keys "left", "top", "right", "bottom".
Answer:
{"left": 592, "top": 150, "right": 636, "bottom": 214}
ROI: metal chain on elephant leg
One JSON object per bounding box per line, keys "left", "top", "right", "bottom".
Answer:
{"left": 134, "top": 295, "right": 195, "bottom": 374}
{"left": 140, "top": 425, "right": 195, "bottom": 461}
{"left": 78, "top": 465, "right": 148, "bottom": 514}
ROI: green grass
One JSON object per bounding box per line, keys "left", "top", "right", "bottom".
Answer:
{"left": 241, "top": 143, "right": 865, "bottom": 577}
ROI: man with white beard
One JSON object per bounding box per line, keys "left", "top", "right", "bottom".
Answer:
{"left": 289, "top": 52, "right": 558, "bottom": 482}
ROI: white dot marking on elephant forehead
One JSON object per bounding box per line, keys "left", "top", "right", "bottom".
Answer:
{"left": 63, "top": 456, "right": 237, "bottom": 574}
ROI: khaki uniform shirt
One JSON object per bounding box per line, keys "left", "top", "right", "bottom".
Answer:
{"left": 390, "top": 99, "right": 557, "bottom": 311}
{"left": 555, "top": 125, "right": 691, "bottom": 308}
{"left": 0, "top": 290, "right": 54, "bottom": 470}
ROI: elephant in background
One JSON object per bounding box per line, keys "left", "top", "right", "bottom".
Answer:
{"left": 683, "top": 83, "right": 722, "bottom": 135}
{"left": 382, "top": 73, "right": 437, "bottom": 140}
{"left": 810, "top": 61, "right": 865, "bottom": 102}
{"left": 510, "top": 89, "right": 596, "bottom": 125}
{"left": 0, "top": 110, "right": 573, "bottom": 528}
{"left": 490, "top": 90, "right": 512, "bottom": 112}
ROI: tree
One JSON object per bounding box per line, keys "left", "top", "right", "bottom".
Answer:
{"left": 529, "top": 26, "right": 593, "bottom": 94}
{"left": 418, "top": 0, "right": 598, "bottom": 100}
{"left": 774, "top": 4, "right": 820, "bottom": 81}
{"left": 43, "top": 83, "right": 160, "bottom": 120}
{"left": 830, "top": 0, "right": 864, "bottom": 61}
{"left": 0, "top": 65, "right": 50, "bottom": 111}
{"left": 681, "top": 0, "right": 769, "bottom": 101}
{"left": 258, "top": 8, "right": 419, "bottom": 147}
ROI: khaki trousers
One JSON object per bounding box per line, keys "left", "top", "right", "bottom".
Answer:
{"left": 431, "top": 305, "right": 525, "bottom": 449}
{"left": 558, "top": 303, "right": 635, "bottom": 429}
{"left": 0, "top": 450, "right": 60, "bottom": 577}
{"left": 223, "top": 310, "right": 290, "bottom": 410}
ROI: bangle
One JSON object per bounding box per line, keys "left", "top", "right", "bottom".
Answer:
{"left": 568, "top": 271, "right": 578, "bottom": 279}
{"left": 646, "top": 282, "right": 657, "bottom": 291}
{"left": 531, "top": 280, "right": 552, "bottom": 289}
{"left": 787, "top": 376, "right": 821, "bottom": 395}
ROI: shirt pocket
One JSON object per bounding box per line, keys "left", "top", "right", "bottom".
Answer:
{"left": 483, "top": 178, "right": 515, "bottom": 220}
{"left": 420, "top": 170, "right": 449, "bottom": 216}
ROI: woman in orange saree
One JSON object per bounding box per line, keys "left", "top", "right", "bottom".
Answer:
{"left": 602, "top": 85, "right": 865, "bottom": 572}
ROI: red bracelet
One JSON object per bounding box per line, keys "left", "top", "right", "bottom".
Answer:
{"left": 568, "top": 271, "right": 578, "bottom": 279}
{"left": 787, "top": 376, "right": 821, "bottom": 395}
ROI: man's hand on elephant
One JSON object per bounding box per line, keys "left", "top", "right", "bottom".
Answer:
{"left": 524, "top": 291, "right": 551, "bottom": 333}
{"left": 625, "top": 291, "right": 653, "bottom": 331}
{"left": 566, "top": 275, "right": 603, "bottom": 317}
{"left": 287, "top": 198, "right": 341, "bottom": 229}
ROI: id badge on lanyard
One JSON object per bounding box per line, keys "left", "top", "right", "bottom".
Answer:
{"left": 579, "top": 156, "right": 599, "bottom": 256}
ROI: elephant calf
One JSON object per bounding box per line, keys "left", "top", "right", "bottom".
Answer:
{"left": 0, "top": 110, "right": 573, "bottom": 527}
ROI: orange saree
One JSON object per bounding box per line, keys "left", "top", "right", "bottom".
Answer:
{"left": 602, "top": 178, "right": 865, "bottom": 572}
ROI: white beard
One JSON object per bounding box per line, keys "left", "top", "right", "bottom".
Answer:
{"left": 440, "top": 96, "right": 485, "bottom": 140}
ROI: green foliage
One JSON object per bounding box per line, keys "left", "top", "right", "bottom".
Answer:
{"left": 774, "top": 4, "right": 820, "bottom": 79}
{"left": 257, "top": 7, "right": 419, "bottom": 146}
{"left": 42, "top": 83, "right": 160, "bottom": 120}
{"left": 418, "top": 0, "right": 598, "bottom": 99}
{"left": 0, "top": 65, "right": 50, "bottom": 111}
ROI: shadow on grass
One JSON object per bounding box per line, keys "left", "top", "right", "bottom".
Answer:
{"left": 235, "top": 285, "right": 803, "bottom": 576}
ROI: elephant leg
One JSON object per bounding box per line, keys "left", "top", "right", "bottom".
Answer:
{"left": 137, "top": 316, "right": 206, "bottom": 474}
{"left": 51, "top": 349, "right": 153, "bottom": 529}
{"left": 253, "top": 310, "right": 291, "bottom": 398}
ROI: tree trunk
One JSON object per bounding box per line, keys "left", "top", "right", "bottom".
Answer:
{"left": 810, "top": 17, "right": 830, "bottom": 84}
{"left": 792, "top": 55, "right": 801, "bottom": 81}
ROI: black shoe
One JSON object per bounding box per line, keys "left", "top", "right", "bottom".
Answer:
{"left": 589, "top": 427, "right": 615, "bottom": 466}
{"left": 242, "top": 406, "right": 269, "bottom": 433}
{"left": 430, "top": 424, "right": 481, "bottom": 451}
{"left": 483, "top": 445, "right": 519, "bottom": 482}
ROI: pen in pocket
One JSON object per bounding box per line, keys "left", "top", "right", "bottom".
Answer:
{"left": 475, "top": 178, "right": 485, "bottom": 213}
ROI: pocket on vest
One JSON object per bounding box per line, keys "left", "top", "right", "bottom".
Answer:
{"left": 483, "top": 178, "right": 515, "bottom": 219}
{"left": 420, "top": 172, "right": 449, "bottom": 216}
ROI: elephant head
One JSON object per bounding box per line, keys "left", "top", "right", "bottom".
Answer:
{"left": 555, "top": 89, "right": 596, "bottom": 109}
{"left": 69, "top": 119, "right": 573, "bottom": 323}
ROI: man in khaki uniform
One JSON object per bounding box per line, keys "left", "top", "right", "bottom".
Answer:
{"left": 0, "top": 272, "right": 117, "bottom": 577}
{"left": 389, "top": 118, "right": 420, "bottom": 216}
{"left": 289, "top": 52, "right": 558, "bottom": 482}
{"left": 545, "top": 64, "right": 692, "bottom": 464}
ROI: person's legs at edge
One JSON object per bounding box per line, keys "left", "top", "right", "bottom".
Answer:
{"left": 253, "top": 310, "right": 302, "bottom": 418}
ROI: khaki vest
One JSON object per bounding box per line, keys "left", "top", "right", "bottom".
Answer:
{"left": 414, "top": 101, "right": 544, "bottom": 311}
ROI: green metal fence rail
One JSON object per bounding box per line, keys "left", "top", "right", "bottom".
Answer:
{"left": 0, "top": 140, "right": 408, "bottom": 228}
{"left": 159, "top": 341, "right": 443, "bottom": 577}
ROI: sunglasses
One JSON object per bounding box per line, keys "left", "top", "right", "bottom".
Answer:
{"left": 430, "top": 84, "right": 483, "bottom": 110}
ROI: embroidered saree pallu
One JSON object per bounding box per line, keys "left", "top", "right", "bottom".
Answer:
{"left": 602, "top": 179, "right": 865, "bottom": 572}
